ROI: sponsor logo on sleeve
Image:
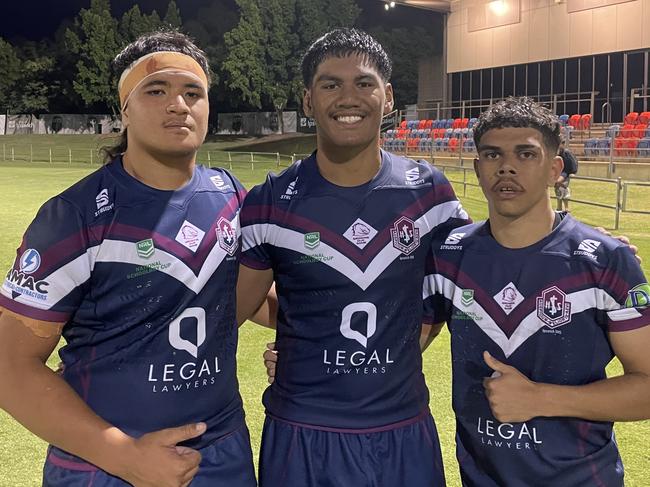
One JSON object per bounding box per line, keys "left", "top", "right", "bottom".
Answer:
{"left": 4, "top": 249, "right": 49, "bottom": 301}
{"left": 625, "top": 283, "right": 650, "bottom": 307}
{"left": 404, "top": 167, "right": 425, "bottom": 185}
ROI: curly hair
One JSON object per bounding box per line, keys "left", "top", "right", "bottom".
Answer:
{"left": 473, "top": 97, "right": 562, "bottom": 154}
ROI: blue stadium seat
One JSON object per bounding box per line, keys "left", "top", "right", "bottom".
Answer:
{"left": 597, "top": 138, "right": 611, "bottom": 156}
{"left": 559, "top": 114, "right": 570, "bottom": 126}
{"left": 468, "top": 118, "right": 478, "bottom": 129}
{"left": 637, "top": 138, "right": 650, "bottom": 158}
{"left": 606, "top": 124, "right": 620, "bottom": 139}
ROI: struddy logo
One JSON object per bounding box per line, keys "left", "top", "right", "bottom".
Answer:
{"left": 391, "top": 216, "right": 420, "bottom": 255}
{"left": 405, "top": 167, "right": 425, "bottom": 185}
{"left": 494, "top": 283, "right": 524, "bottom": 315}
{"left": 304, "top": 232, "right": 320, "bottom": 250}
{"left": 281, "top": 177, "right": 298, "bottom": 200}
{"left": 536, "top": 286, "right": 572, "bottom": 328}
{"left": 175, "top": 221, "right": 205, "bottom": 252}
{"left": 323, "top": 302, "right": 394, "bottom": 375}
{"left": 625, "top": 283, "right": 650, "bottom": 307}
{"left": 135, "top": 239, "right": 155, "bottom": 259}
{"left": 574, "top": 239, "right": 601, "bottom": 261}
{"left": 147, "top": 307, "right": 222, "bottom": 393}
{"left": 94, "top": 188, "right": 114, "bottom": 217}
{"left": 343, "top": 219, "right": 378, "bottom": 249}
{"left": 216, "top": 217, "right": 238, "bottom": 256}
{"left": 210, "top": 175, "right": 232, "bottom": 191}
{"left": 19, "top": 249, "right": 41, "bottom": 274}
{"left": 441, "top": 232, "right": 466, "bottom": 250}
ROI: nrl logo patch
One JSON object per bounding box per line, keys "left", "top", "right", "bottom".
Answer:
{"left": 536, "top": 286, "right": 572, "bottom": 328}
{"left": 390, "top": 216, "right": 420, "bottom": 255}
{"left": 216, "top": 217, "right": 238, "bottom": 256}
{"left": 135, "top": 238, "right": 155, "bottom": 259}
{"left": 461, "top": 289, "right": 474, "bottom": 307}
{"left": 304, "top": 232, "right": 320, "bottom": 250}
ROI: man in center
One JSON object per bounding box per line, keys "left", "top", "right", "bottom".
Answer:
{"left": 236, "top": 28, "right": 469, "bottom": 486}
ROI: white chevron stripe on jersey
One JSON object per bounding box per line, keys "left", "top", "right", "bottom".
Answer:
{"left": 242, "top": 200, "right": 463, "bottom": 291}
{"left": 423, "top": 274, "right": 620, "bottom": 357}
{"left": 16, "top": 217, "right": 239, "bottom": 309}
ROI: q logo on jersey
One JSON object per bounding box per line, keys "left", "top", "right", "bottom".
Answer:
{"left": 168, "top": 307, "right": 206, "bottom": 358}
{"left": 340, "top": 302, "right": 377, "bottom": 348}
{"left": 625, "top": 283, "right": 650, "bottom": 307}
{"left": 19, "top": 249, "right": 41, "bottom": 274}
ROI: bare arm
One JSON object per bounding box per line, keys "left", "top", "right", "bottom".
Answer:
{"left": 236, "top": 264, "right": 274, "bottom": 327}
{"left": 0, "top": 312, "right": 205, "bottom": 487}
{"left": 483, "top": 325, "right": 650, "bottom": 423}
{"left": 247, "top": 283, "right": 278, "bottom": 329}
{"left": 420, "top": 322, "right": 444, "bottom": 352}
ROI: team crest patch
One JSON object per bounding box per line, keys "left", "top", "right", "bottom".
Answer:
{"left": 536, "top": 286, "right": 572, "bottom": 328}
{"left": 390, "top": 216, "right": 420, "bottom": 255}
{"left": 135, "top": 238, "right": 155, "bottom": 259}
{"left": 343, "top": 218, "right": 378, "bottom": 249}
{"left": 175, "top": 220, "right": 205, "bottom": 253}
{"left": 304, "top": 232, "right": 320, "bottom": 250}
{"left": 494, "top": 282, "right": 524, "bottom": 315}
{"left": 216, "top": 217, "right": 238, "bottom": 256}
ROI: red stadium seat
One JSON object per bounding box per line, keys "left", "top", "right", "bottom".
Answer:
{"left": 448, "top": 137, "right": 460, "bottom": 152}
{"left": 400, "top": 120, "right": 408, "bottom": 129}
{"left": 425, "top": 119, "right": 433, "bottom": 129}
{"left": 568, "top": 114, "right": 581, "bottom": 128}
{"left": 461, "top": 118, "right": 469, "bottom": 128}
{"left": 634, "top": 124, "right": 648, "bottom": 139}
{"left": 579, "top": 114, "right": 592, "bottom": 130}
{"left": 452, "top": 118, "right": 462, "bottom": 129}
{"left": 639, "top": 112, "right": 650, "bottom": 125}
{"left": 418, "top": 119, "right": 427, "bottom": 129}
{"left": 624, "top": 112, "right": 639, "bottom": 125}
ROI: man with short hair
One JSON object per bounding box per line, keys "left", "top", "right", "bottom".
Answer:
{"left": 424, "top": 97, "right": 650, "bottom": 486}
{"left": 237, "top": 28, "right": 469, "bottom": 486}
{"left": 0, "top": 31, "right": 256, "bottom": 487}
{"left": 554, "top": 138, "right": 578, "bottom": 212}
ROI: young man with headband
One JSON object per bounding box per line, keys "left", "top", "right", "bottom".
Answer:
{"left": 424, "top": 97, "right": 650, "bottom": 486}
{"left": 0, "top": 31, "right": 256, "bottom": 487}
{"left": 237, "top": 28, "right": 469, "bottom": 486}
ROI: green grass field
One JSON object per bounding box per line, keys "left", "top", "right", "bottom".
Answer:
{"left": 0, "top": 140, "right": 649, "bottom": 486}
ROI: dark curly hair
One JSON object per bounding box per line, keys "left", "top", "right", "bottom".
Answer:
{"left": 101, "top": 30, "right": 210, "bottom": 163}
{"left": 301, "top": 28, "right": 392, "bottom": 87}
{"left": 473, "top": 97, "right": 562, "bottom": 155}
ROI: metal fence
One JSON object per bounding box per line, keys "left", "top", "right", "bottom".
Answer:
{"left": 436, "top": 163, "right": 633, "bottom": 229}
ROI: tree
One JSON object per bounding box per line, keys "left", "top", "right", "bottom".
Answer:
{"left": 295, "top": 0, "right": 360, "bottom": 47}
{"left": 260, "top": 0, "right": 299, "bottom": 131}
{"left": 163, "top": 0, "right": 182, "bottom": 29}
{"left": 16, "top": 56, "right": 56, "bottom": 113}
{"left": 222, "top": 0, "right": 266, "bottom": 108}
{"left": 0, "top": 38, "right": 21, "bottom": 111}
{"left": 65, "top": 0, "right": 121, "bottom": 110}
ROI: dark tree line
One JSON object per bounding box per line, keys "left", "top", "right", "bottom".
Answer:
{"left": 0, "top": 0, "right": 437, "bottom": 121}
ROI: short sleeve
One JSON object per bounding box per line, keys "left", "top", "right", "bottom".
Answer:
{"left": 0, "top": 197, "right": 91, "bottom": 323}
{"left": 600, "top": 246, "right": 650, "bottom": 332}
{"left": 239, "top": 180, "right": 274, "bottom": 270}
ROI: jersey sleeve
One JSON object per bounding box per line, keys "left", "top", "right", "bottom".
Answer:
{"left": 599, "top": 246, "right": 650, "bottom": 332}
{"left": 239, "top": 179, "right": 274, "bottom": 270}
{"left": 422, "top": 250, "right": 453, "bottom": 325}
{"left": 0, "top": 196, "right": 91, "bottom": 324}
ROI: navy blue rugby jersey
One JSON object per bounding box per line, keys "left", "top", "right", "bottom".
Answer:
{"left": 240, "top": 150, "right": 469, "bottom": 428}
{"left": 0, "top": 157, "right": 247, "bottom": 448}
{"left": 424, "top": 214, "right": 650, "bottom": 487}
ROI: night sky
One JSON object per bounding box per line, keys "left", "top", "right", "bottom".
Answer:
{"left": 1, "top": 0, "right": 440, "bottom": 42}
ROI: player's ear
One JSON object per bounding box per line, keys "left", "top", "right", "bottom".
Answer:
{"left": 121, "top": 107, "right": 129, "bottom": 129}
{"left": 548, "top": 155, "right": 563, "bottom": 185}
{"left": 303, "top": 88, "right": 313, "bottom": 118}
{"left": 473, "top": 157, "right": 480, "bottom": 179}
{"left": 383, "top": 83, "right": 394, "bottom": 115}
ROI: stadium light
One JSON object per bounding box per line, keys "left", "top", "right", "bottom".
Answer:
{"left": 390, "top": 1, "right": 396, "bottom": 6}
{"left": 385, "top": 3, "right": 390, "bottom": 9}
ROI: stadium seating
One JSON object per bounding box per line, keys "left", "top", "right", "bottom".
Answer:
{"left": 637, "top": 138, "right": 650, "bottom": 158}
{"left": 559, "top": 114, "right": 570, "bottom": 126}
{"left": 624, "top": 112, "right": 639, "bottom": 125}
{"left": 579, "top": 114, "right": 592, "bottom": 130}
{"left": 639, "top": 112, "right": 650, "bottom": 125}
